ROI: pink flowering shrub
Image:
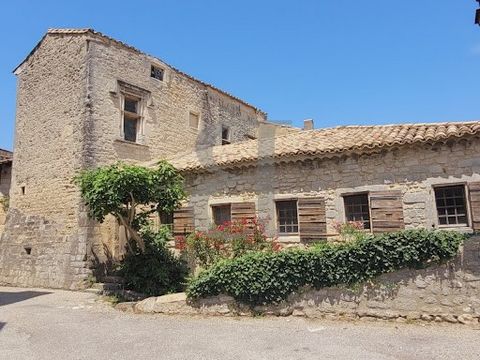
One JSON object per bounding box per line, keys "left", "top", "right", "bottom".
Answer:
{"left": 186, "top": 218, "right": 281, "bottom": 268}
{"left": 332, "top": 220, "right": 369, "bottom": 242}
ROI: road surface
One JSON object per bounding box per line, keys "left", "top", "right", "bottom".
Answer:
{"left": 1, "top": 286, "right": 479, "bottom": 360}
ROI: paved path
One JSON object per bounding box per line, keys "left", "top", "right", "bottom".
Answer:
{"left": 1, "top": 286, "right": 479, "bottom": 360}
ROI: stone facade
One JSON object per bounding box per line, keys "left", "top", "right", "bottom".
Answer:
{"left": 0, "top": 29, "right": 266, "bottom": 289}
{"left": 182, "top": 137, "right": 480, "bottom": 244}
{"left": 0, "top": 153, "right": 12, "bottom": 236}
{"left": 2, "top": 28, "right": 479, "bottom": 291}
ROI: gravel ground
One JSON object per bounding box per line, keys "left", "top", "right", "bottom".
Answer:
{"left": 1, "top": 286, "right": 479, "bottom": 360}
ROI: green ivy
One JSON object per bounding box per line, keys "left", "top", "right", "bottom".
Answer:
{"left": 187, "top": 229, "right": 465, "bottom": 306}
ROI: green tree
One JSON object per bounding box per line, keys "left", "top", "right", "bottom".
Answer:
{"left": 74, "top": 161, "right": 185, "bottom": 252}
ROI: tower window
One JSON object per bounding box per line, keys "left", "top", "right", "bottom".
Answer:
{"left": 122, "top": 95, "right": 142, "bottom": 143}
{"left": 189, "top": 112, "right": 200, "bottom": 129}
{"left": 151, "top": 65, "right": 164, "bottom": 81}
{"left": 222, "top": 126, "right": 231, "bottom": 145}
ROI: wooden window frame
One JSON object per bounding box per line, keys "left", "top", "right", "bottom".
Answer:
{"left": 212, "top": 204, "right": 232, "bottom": 226}
{"left": 343, "top": 192, "right": 372, "bottom": 230}
{"left": 276, "top": 200, "right": 299, "bottom": 235}
{"left": 120, "top": 93, "right": 145, "bottom": 144}
{"left": 433, "top": 184, "right": 470, "bottom": 228}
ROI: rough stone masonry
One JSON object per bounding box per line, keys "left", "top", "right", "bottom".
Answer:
{"left": 0, "top": 29, "right": 267, "bottom": 289}
{"left": 1, "top": 28, "right": 480, "bottom": 292}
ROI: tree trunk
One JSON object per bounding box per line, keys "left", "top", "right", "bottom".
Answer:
{"left": 118, "top": 215, "right": 145, "bottom": 252}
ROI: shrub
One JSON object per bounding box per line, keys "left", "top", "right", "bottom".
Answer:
{"left": 186, "top": 218, "right": 280, "bottom": 268}
{"left": 118, "top": 226, "right": 189, "bottom": 296}
{"left": 187, "top": 229, "right": 465, "bottom": 306}
{"left": 331, "top": 220, "right": 368, "bottom": 242}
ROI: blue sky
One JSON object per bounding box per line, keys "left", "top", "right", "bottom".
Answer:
{"left": 1, "top": 1, "right": 479, "bottom": 151}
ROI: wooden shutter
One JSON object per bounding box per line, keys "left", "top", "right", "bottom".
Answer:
{"left": 369, "top": 191, "right": 404, "bottom": 233}
{"left": 298, "top": 197, "right": 327, "bottom": 242}
{"left": 468, "top": 182, "right": 480, "bottom": 231}
{"left": 231, "top": 202, "right": 256, "bottom": 224}
{"left": 173, "top": 206, "right": 195, "bottom": 237}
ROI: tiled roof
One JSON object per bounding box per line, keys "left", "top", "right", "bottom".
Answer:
{"left": 163, "top": 121, "right": 480, "bottom": 171}
{"left": 14, "top": 29, "right": 264, "bottom": 114}
{"left": 0, "top": 149, "right": 13, "bottom": 164}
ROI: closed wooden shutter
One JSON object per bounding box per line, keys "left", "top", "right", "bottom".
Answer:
{"left": 298, "top": 197, "right": 327, "bottom": 242}
{"left": 468, "top": 182, "right": 480, "bottom": 230}
{"left": 173, "top": 206, "right": 195, "bottom": 237}
{"left": 231, "top": 202, "right": 256, "bottom": 224}
{"left": 231, "top": 202, "right": 256, "bottom": 234}
{"left": 369, "top": 191, "right": 404, "bottom": 233}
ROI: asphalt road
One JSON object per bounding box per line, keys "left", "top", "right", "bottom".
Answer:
{"left": 1, "top": 286, "right": 479, "bottom": 360}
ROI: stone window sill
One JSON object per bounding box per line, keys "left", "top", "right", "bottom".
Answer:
{"left": 114, "top": 139, "right": 149, "bottom": 148}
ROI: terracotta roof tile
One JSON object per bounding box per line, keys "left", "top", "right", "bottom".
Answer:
{"left": 160, "top": 121, "right": 480, "bottom": 171}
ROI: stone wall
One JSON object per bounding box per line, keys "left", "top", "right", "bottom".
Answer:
{"left": 86, "top": 36, "right": 265, "bottom": 166}
{"left": 183, "top": 137, "right": 480, "bottom": 244}
{"left": 0, "top": 33, "right": 92, "bottom": 289}
{"left": 82, "top": 34, "right": 267, "bottom": 266}
{"left": 0, "top": 162, "right": 11, "bottom": 235}
{"left": 0, "top": 30, "right": 267, "bottom": 288}
{"left": 134, "top": 237, "right": 480, "bottom": 324}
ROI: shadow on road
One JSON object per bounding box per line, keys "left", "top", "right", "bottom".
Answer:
{"left": 0, "top": 290, "right": 51, "bottom": 307}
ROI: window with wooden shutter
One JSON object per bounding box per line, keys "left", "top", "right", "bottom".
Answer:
{"left": 212, "top": 204, "right": 231, "bottom": 226}
{"left": 173, "top": 206, "right": 195, "bottom": 237}
{"left": 298, "top": 197, "right": 327, "bottom": 242}
{"left": 434, "top": 185, "right": 468, "bottom": 226}
{"left": 276, "top": 200, "right": 299, "bottom": 234}
{"left": 369, "top": 191, "right": 404, "bottom": 233}
{"left": 468, "top": 182, "right": 480, "bottom": 230}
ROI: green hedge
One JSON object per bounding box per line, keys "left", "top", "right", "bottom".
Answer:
{"left": 187, "top": 229, "right": 465, "bottom": 306}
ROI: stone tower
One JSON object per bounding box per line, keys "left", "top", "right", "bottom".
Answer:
{"left": 0, "top": 29, "right": 265, "bottom": 289}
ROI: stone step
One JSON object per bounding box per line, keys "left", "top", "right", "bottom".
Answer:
{"left": 92, "top": 282, "right": 123, "bottom": 291}
{"left": 99, "top": 275, "right": 125, "bottom": 284}
{"left": 83, "top": 288, "right": 103, "bottom": 295}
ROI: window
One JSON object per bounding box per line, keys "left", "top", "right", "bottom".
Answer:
{"left": 344, "top": 194, "right": 371, "bottom": 229}
{"left": 276, "top": 200, "right": 298, "bottom": 234}
{"left": 212, "top": 204, "right": 231, "bottom": 226}
{"left": 122, "top": 95, "right": 142, "bottom": 143}
{"left": 221, "top": 126, "right": 231, "bottom": 145}
{"left": 159, "top": 211, "right": 174, "bottom": 226}
{"left": 434, "top": 185, "right": 468, "bottom": 226}
{"left": 189, "top": 112, "right": 200, "bottom": 129}
{"left": 151, "top": 65, "right": 164, "bottom": 81}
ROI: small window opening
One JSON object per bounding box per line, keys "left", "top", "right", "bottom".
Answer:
{"left": 434, "top": 185, "right": 468, "bottom": 226}
{"left": 122, "top": 95, "right": 141, "bottom": 143}
{"left": 21, "top": 186, "right": 25, "bottom": 195}
{"left": 212, "top": 204, "right": 231, "bottom": 226}
{"left": 24, "top": 246, "right": 32, "bottom": 255}
{"left": 343, "top": 193, "right": 371, "bottom": 230}
{"left": 151, "top": 65, "right": 164, "bottom": 81}
{"left": 222, "top": 126, "right": 231, "bottom": 145}
{"left": 189, "top": 112, "right": 200, "bottom": 129}
{"left": 159, "top": 211, "right": 174, "bottom": 232}
{"left": 276, "top": 200, "right": 299, "bottom": 234}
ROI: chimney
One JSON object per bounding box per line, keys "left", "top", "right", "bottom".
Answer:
{"left": 303, "top": 118, "right": 314, "bottom": 130}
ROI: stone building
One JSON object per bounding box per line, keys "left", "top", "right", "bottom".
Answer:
{"left": 164, "top": 123, "right": 480, "bottom": 246}
{"left": 0, "top": 28, "right": 270, "bottom": 289}
{"left": 1, "top": 28, "right": 479, "bottom": 290}
{"left": 0, "top": 149, "right": 12, "bottom": 235}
